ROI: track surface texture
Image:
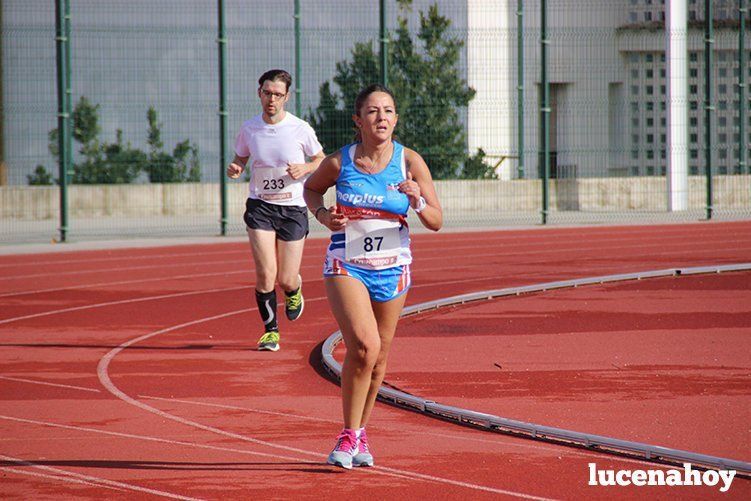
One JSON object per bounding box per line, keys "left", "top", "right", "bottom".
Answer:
{"left": 1, "top": 221, "right": 749, "bottom": 500}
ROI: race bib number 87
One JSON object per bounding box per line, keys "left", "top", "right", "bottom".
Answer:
{"left": 345, "top": 219, "right": 401, "bottom": 268}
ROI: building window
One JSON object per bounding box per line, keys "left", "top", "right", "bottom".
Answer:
{"left": 646, "top": 69, "right": 653, "bottom": 79}
{"left": 690, "top": 117, "right": 698, "bottom": 127}
{"left": 631, "top": 69, "right": 639, "bottom": 79}
{"left": 690, "top": 133, "right": 698, "bottom": 143}
{"left": 690, "top": 68, "right": 698, "bottom": 78}
{"left": 719, "top": 84, "right": 727, "bottom": 95}
{"left": 690, "top": 149, "right": 698, "bottom": 159}
{"left": 719, "top": 67, "right": 727, "bottom": 78}
{"left": 631, "top": 85, "right": 639, "bottom": 95}
{"left": 718, "top": 116, "right": 727, "bottom": 127}
{"left": 647, "top": 166, "right": 655, "bottom": 175}
{"left": 719, "top": 133, "right": 727, "bottom": 143}
{"left": 689, "top": 52, "right": 698, "bottom": 63}
{"left": 632, "top": 118, "right": 639, "bottom": 127}
{"left": 719, "top": 149, "right": 727, "bottom": 159}
{"left": 647, "top": 134, "right": 654, "bottom": 144}
{"left": 646, "top": 53, "right": 654, "bottom": 63}
{"left": 647, "top": 117, "right": 654, "bottom": 127}
{"left": 631, "top": 150, "right": 639, "bottom": 160}
{"left": 647, "top": 102, "right": 654, "bottom": 111}
{"left": 661, "top": 117, "right": 666, "bottom": 127}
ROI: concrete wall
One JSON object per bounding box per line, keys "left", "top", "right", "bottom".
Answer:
{"left": 2, "top": 177, "right": 748, "bottom": 221}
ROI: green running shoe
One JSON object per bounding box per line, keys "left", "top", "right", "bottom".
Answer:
{"left": 285, "top": 275, "right": 304, "bottom": 321}
{"left": 257, "top": 330, "right": 280, "bottom": 352}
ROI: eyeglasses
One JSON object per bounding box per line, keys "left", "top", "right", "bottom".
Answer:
{"left": 260, "top": 89, "right": 287, "bottom": 100}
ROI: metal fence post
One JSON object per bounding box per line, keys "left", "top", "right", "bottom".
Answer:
{"left": 218, "top": 0, "right": 228, "bottom": 235}
{"left": 380, "top": 0, "right": 388, "bottom": 87}
{"left": 294, "top": 0, "right": 302, "bottom": 117}
{"left": 540, "top": 0, "right": 549, "bottom": 224}
{"left": 740, "top": 0, "right": 748, "bottom": 176}
{"left": 55, "top": 0, "right": 71, "bottom": 242}
{"left": 517, "top": 0, "right": 524, "bottom": 180}
{"left": 704, "top": 0, "right": 714, "bottom": 220}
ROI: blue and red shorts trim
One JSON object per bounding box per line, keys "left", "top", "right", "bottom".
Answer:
{"left": 323, "top": 256, "right": 411, "bottom": 302}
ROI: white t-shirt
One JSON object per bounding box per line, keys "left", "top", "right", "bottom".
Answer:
{"left": 234, "top": 112, "right": 323, "bottom": 207}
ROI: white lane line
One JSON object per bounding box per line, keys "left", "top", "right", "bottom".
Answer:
{"left": 97, "top": 308, "right": 554, "bottom": 500}
{"left": 0, "top": 268, "right": 475, "bottom": 324}
{"left": 0, "top": 413, "right": 549, "bottom": 499}
{"left": 2, "top": 223, "right": 744, "bottom": 272}
{"left": 5, "top": 233, "right": 749, "bottom": 282}
{"left": 4, "top": 236, "right": 749, "bottom": 298}
{"left": 140, "top": 395, "right": 335, "bottom": 423}
{"left": 0, "top": 454, "right": 201, "bottom": 500}
{"left": 0, "top": 258, "right": 242, "bottom": 281}
{"left": 0, "top": 269, "right": 251, "bottom": 298}
{"left": 0, "top": 248, "right": 244, "bottom": 269}
{"left": 0, "top": 375, "right": 100, "bottom": 393}
{"left": 0, "top": 466, "right": 115, "bottom": 490}
{"left": 0, "top": 285, "right": 249, "bottom": 325}
{"left": 143, "top": 395, "right": 681, "bottom": 470}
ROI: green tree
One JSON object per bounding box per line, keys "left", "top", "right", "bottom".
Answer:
{"left": 48, "top": 96, "right": 142, "bottom": 184}
{"left": 47, "top": 98, "right": 200, "bottom": 184}
{"left": 27, "top": 165, "right": 54, "bottom": 185}
{"left": 143, "top": 107, "right": 201, "bottom": 183}
{"left": 308, "top": 0, "right": 478, "bottom": 179}
{"left": 458, "top": 148, "right": 498, "bottom": 179}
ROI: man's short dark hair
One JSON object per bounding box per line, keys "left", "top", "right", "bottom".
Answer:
{"left": 258, "top": 69, "right": 292, "bottom": 92}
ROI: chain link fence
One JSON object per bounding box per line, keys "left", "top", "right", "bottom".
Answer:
{"left": 1, "top": 0, "right": 749, "bottom": 244}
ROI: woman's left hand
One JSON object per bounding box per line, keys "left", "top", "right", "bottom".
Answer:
{"left": 398, "top": 171, "right": 421, "bottom": 208}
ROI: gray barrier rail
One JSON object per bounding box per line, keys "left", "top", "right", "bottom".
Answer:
{"left": 321, "top": 263, "right": 751, "bottom": 475}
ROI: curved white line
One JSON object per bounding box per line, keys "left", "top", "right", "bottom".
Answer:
{"left": 96, "top": 305, "right": 553, "bottom": 500}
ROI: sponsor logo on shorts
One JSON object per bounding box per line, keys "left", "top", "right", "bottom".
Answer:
{"left": 349, "top": 256, "right": 398, "bottom": 267}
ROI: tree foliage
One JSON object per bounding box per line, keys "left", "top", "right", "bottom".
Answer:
{"left": 308, "top": 0, "right": 486, "bottom": 179}
{"left": 42, "top": 97, "right": 200, "bottom": 185}
{"left": 27, "top": 165, "right": 55, "bottom": 185}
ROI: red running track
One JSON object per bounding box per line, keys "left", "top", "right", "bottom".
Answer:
{"left": 0, "top": 221, "right": 749, "bottom": 500}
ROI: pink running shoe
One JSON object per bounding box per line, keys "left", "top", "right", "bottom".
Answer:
{"left": 326, "top": 429, "right": 358, "bottom": 469}
{"left": 353, "top": 428, "right": 374, "bottom": 467}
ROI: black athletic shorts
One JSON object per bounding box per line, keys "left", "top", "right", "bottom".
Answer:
{"left": 243, "top": 198, "right": 309, "bottom": 242}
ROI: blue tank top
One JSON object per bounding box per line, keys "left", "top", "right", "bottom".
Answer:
{"left": 326, "top": 141, "right": 412, "bottom": 270}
